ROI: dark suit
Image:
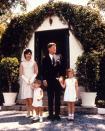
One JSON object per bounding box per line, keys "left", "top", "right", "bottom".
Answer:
{"left": 42, "top": 54, "right": 63, "bottom": 117}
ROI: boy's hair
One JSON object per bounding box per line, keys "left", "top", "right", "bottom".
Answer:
{"left": 34, "top": 79, "right": 42, "bottom": 85}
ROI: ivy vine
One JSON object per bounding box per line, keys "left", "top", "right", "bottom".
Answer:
{"left": 0, "top": 2, "right": 105, "bottom": 59}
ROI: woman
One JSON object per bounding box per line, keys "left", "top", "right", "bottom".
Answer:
{"left": 19, "top": 49, "right": 38, "bottom": 117}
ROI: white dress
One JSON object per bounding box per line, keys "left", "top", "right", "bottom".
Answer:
{"left": 32, "top": 88, "right": 43, "bottom": 107}
{"left": 64, "top": 77, "right": 76, "bottom": 102}
{"left": 20, "top": 60, "right": 36, "bottom": 99}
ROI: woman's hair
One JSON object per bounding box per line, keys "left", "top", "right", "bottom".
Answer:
{"left": 24, "top": 49, "right": 32, "bottom": 58}
{"left": 66, "top": 68, "right": 75, "bottom": 77}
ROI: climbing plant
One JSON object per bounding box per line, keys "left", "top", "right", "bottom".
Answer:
{"left": 0, "top": 2, "right": 105, "bottom": 59}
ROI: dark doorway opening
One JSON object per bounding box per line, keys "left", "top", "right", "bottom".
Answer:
{"left": 35, "top": 29, "right": 70, "bottom": 79}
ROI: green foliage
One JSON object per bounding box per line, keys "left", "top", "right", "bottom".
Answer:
{"left": 0, "top": 57, "right": 19, "bottom": 92}
{"left": 0, "top": 0, "right": 26, "bottom": 15}
{"left": 0, "top": 2, "right": 104, "bottom": 58}
{"left": 96, "top": 100, "right": 105, "bottom": 108}
{"left": 88, "top": 0, "right": 105, "bottom": 11}
{"left": 76, "top": 51, "right": 102, "bottom": 92}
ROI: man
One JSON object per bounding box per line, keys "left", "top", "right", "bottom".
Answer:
{"left": 42, "top": 42, "right": 63, "bottom": 121}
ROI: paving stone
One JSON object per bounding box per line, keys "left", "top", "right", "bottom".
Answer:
{"left": 0, "top": 111, "right": 105, "bottom": 131}
{"left": 1, "top": 105, "right": 98, "bottom": 114}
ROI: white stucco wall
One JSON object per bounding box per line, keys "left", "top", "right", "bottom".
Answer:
{"left": 69, "top": 31, "right": 83, "bottom": 70}
{"left": 27, "top": 33, "right": 35, "bottom": 60}
{"left": 36, "top": 16, "right": 68, "bottom": 31}
{"left": 25, "top": 16, "right": 83, "bottom": 70}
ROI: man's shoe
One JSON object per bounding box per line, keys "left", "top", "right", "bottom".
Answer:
{"left": 47, "top": 115, "right": 54, "bottom": 121}
{"left": 54, "top": 115, "right": 61, "bottom": 121}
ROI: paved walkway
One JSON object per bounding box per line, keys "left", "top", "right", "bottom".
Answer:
{"left": 0, "top": 111, "right": 105, "bottom": 131}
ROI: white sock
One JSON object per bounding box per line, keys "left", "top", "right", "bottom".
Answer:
{"left": 39, "top": 116, "right": 43, "bottom": 122}
{"left": 71, "top": 114, "right": 74, "bottom": 119}
{"left": 69, "top": 113, "right": 72, "bottom": 116}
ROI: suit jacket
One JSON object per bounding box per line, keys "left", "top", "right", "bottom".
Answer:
{"left": 42, "top": 54, "right": 63, "bottom": 81}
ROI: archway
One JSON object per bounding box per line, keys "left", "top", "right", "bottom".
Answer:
{"left": 35, "top": 29, "right": 70, "bottom": 78}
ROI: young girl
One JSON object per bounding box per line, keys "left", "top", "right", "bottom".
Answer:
{"left": 32, "top": 79, "right": 43, "bottom": 122}
{"left": 59, "top": 68, "right": 78, "bottom": 120}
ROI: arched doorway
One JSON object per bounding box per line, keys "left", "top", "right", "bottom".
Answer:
{"left": 35, "top": 28, "right": 70, "bottom": 79}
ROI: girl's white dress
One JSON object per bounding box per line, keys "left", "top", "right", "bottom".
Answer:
{"left": 32, "top": 88, "right": 43, "bottom": 107}
{"left": 20, "top": 60, "right": 36, "bottom": 99}
{"left": 64, "top": 77, "right": 76, "bottom": 102}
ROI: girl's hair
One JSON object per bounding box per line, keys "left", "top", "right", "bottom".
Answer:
{"left": 34, "top": 79, "right": 42, "bottom": 86}
{"left": 66, "top": 68, "right": 75, "bottom": 77}
{"left": 24, "top": 49, "right": 32, "bottom": 58}
{"left": 34, "top": 79, "right": 44, "bottom": 89}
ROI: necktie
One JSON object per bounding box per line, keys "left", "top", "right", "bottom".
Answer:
{"left": 52, "top": 57, "right": 55, "bottom": 65}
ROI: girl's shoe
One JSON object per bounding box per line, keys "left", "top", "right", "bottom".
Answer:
{"left": 26, "top": 112, "right": 33, "bottom": 118}
{"left": 34, "top": 116, "right": 39, "bottom": 120}
{"left": 67, "top": 116, "right": 71, "bottom": 121}
{"left": 31, "top": 116, "right": 39, "bottom": 123}
{"left": 30, "top": 116, "right": 34, "bottom": 119}
{"left": 26, "top": 114, "right": 32, "bottom": 118}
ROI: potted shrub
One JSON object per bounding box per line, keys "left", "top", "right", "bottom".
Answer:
{"left": 76, "top": 51, "right": 100, "bottom": 107}
{"left": 0, "top": 57, "right": 19, "bottom": 106}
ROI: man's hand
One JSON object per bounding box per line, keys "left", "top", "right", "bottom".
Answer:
{"left": 43, "top": 80, "right": 48, "bottom": 87}
{"left": 58, "top": 76, "right": 63, "bottom": 83}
